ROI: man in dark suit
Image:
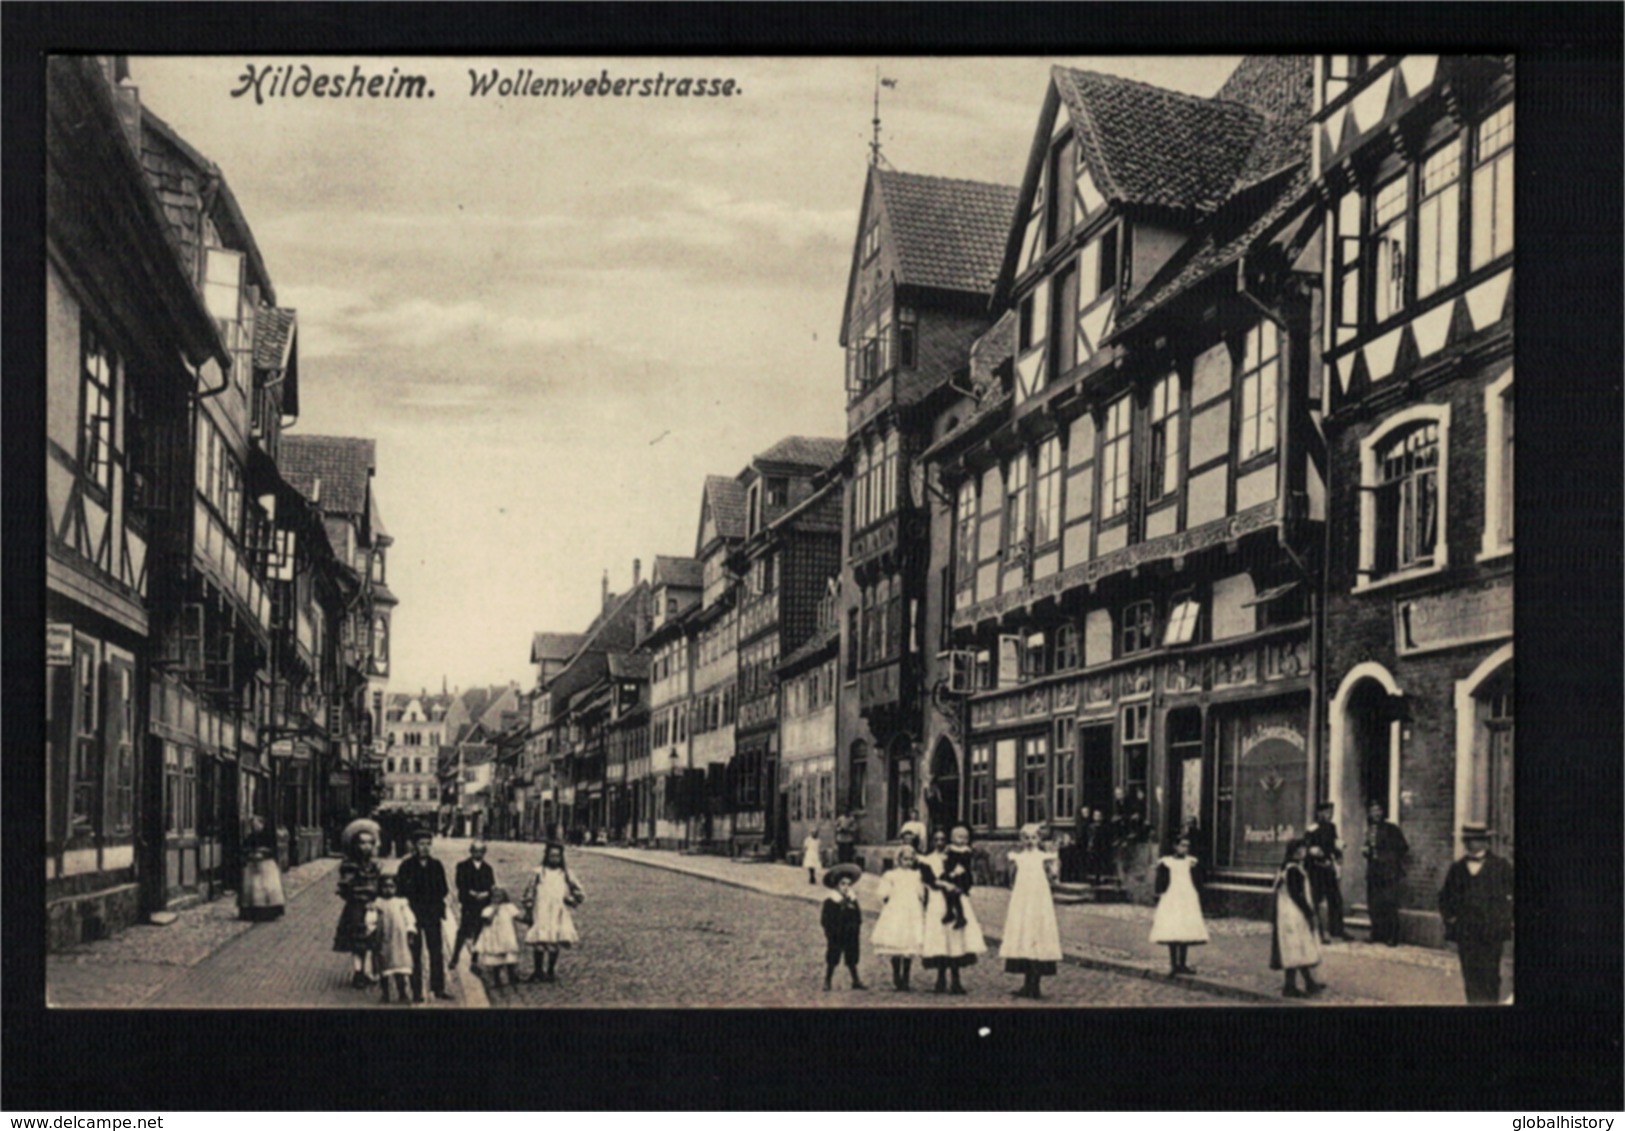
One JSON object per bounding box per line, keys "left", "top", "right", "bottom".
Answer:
{"left": 1438, "top": 824, "right": 1514, "bottom": 1004}
{"left": 394, "top": 827, "right": 452, "bottom": 1001}
{"left": 1361, "top": 802, "right": 1409, "bottom": 946}
{"left": 1305, "top": 801, "right": 1351, "bottom": 941}
{"left": 448, "top": 840, "right": 495, "bottom": 971}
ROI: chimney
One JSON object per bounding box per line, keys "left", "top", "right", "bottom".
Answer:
{"left": 633, "top": 558, "right": 642, "bottom": 588}
{"left": 601, "top": 570, "right": 610, "bottom": 611}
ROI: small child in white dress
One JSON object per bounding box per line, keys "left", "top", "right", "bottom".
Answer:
{"left": 1149, "top": 836, "right": 1210, "bottom": 975}
{"left": 372, "top": 875, "right": 418, "bottom": 1005}
{"left": 871, "top": 845, "right": 928, "bottom": 991}
{"left": 523, "top": 842, "right": 584, "bottom": 984}
{"left": 1000, "top": 823, "right": 1063, "bottom": 999}
{"left": 472, "top": 886, "right": 525, "bottom": 986}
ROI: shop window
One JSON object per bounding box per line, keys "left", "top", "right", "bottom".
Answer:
{"left": 1120, "top": 703, "right": 1150, "bottom": 830}
{"left": 1471, "top": 103, "right": 1514, "bottom": 269}
{"left": 1121, "top": 600, "right": 1156, "bottom": 656}
{"left": 1022, "top": 734, "right": 1050, "bottom": 826}
{"left": 1148, "top": 371, "right": 1182, "bottom": 500}
{"left": 969, "top": 744, "right": 991, "bottom": 828}
{"left": 1238, "top": 322, "right": 1279, "bottom": 462}
{"left": 1358, "top": 406, "right": 1449, "bottom": 586}
{"left": 1100, "top": 397, "right": 1132, "bottom": 520}
{"left": 1163, "top": 595, "right": 1202, "bottom": 647}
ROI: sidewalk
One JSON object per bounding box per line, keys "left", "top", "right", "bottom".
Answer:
{"left": 581, "top": 846, "right": 1508, "bottom": 1006}
{"left": 47, "top": 847, "right": 488, "bottom": 1009}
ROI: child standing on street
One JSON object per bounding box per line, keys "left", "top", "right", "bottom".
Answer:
{"left": 523, "top": 842, "right": 584, "bottom": 984}
{"left": 1271, "top": 839, "right": 1327, "bottom": 998}
{"left": 332, "top": 829, "right": 383, "bottom": 989}
{"left": 937, "top": 824, "right": 976, "bottom": 928}
{"left": 802, "top": 825, "right": 823, "bottom": 886}
{"left": 373, "top": 874, "right": 418, "bottom": 1005}
{"left": 819, "top": 863, "right": 867, "bottom": 991}
{"left": 871, "top": 845, "right": 928, "bottom": 991}
{"left": 472, "top": 886, "right": 525, "bottom": 987}
{"left": 919, "top": 827, "right": 986, "bottom": 995}
{"left": 1150, "top": 836, "right": 1210, "bottom": 975}
{"left": 1000, "top": 823, "right": 1063, "bottom": 999}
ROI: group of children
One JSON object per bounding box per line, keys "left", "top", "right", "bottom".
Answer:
{"left": 818, "top": 822, "right": 1065, "bottom": 999}
{"left": 332, "top": 832, "right": 585, "bottom": 1003}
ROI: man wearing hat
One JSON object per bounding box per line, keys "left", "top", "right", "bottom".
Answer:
{"left": 394, "top": 826, "right": 452, "bottom": 1001}
{"left": 1438, "top": 824, "right": 1514, "bottom": 1004}
{"left": 1361, "top": 802, "right": 1409, "bottom": 946}
{"left": 1304, "top": 801, "right": 1351, "bottom": 941}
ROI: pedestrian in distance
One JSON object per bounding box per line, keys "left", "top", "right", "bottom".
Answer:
{"left": 871, "top": 843, "right": 928, "bottom": 991}
{"left": 819, "top": 862, "right": 866, "bottom": 991}
{"left": 1271, "top": 839, "right": 1326, "bottom": 998}
{"left": 373, "top": 874, "right": 418, "bottom": 1005}
{"left": 802, "top": 825, "right": 823, "bottom": 886}
{"left": 523, "top": 841, "right": 584, "bottom": 983}
{"left": 448, "top": 840, "right": 495, "bottom": 971}
{"left": 834, "top": 812, "right": 858, "bottom": 865}
{"left": 394, "top": 827, "right": 453, "bottom": 1002}
{"left": 936, "top": 823, "right": 976, "bottom": 929}
{"left": 1150, "top": 835, "right": 1209, "bottom": 975}
{"left": 1362, "top": 801, "right": 1409, "bottom": 945}
{"left": 1001, "top": 823, "right": 1063, "bottom": 999}
{"left": 919, "top": 825, "right": 985, "bottom": 995}
{"left": 472, "top": 886, "right": 527, "bottom": 988}
{"left": 1305, "top": 801, "right": 1351, "bottom": 941}
{"left": 332, "top": 826, "right": 383, "bottom": 988}
{"left": 1438, "top": 824, "right": 1514, "bottom": 1004}
{"left": 238, "top": 814, "right": 285, "bottom": 922}
{"left": 1086, "top": 808, "right": 1111, "bottom": 883}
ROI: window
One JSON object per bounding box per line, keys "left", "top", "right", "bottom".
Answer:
{"left": 1018, "top": 294, "right": 1037, "bottom": 352}
{"left": 955, "top": 480, "right": 977, "bottom": 585}
{"left": 71, "top": 642, "right": 99, "bottom": 832}
{"left": 849, "top": 742, "right": 868, "bottom": 811}
{"left": 79, "top": 322, "right": 117, "bottom": 495}
{"left": 974, "top": 648, "right": 993, "bottom": 691}
{"left": 846, "top": 610, "right": 859, "bottom": 681}
{"left": 1417, "top": 139, "right": 1462, "bottom": 299}
{"left": 1034, "top": 436, "right": 1062, "bottom": 547}
{"left": 1022, "top": 735, "right": 1050, "bottom": 825}
{"left": 1148, "top": 372, "right": 1182, "bottom": 500}
{"left": 1047, "top": 134, "right": 1077, "bottom": 247}
{"left": 995, "top": 738, "right": 1019, "bottom": 829}
{"left": 1238, "top": 322, "right": 1279, "bottom": 462}
{"left": 766, "top": 477, "right": 788, "bottom": 508}
{"left": 1164, "top": 595, "right": 1201, "bottom": 647}
{"left": 1471, "top": 103, "right": 1514, "bottom": 269}
{"left": 1049, "top": 264, "right": 1078, "bottom": 378}
{"left": 1053, "top": 717, "right": 1077, "bottom": 824}
{"left": 969, "top": 744, "right": 991, "bottom": 828}
{"left": 897, "top": 306, "right": 917, "bottom": 370}
{"left": 1100, "top": 397, "right": 1132, "bottom": 520}
{"left": 1372, "top": 173, "right": 1408, "bottom": 323}
{"left": 1004, "top": 454, "right": 1029, "bottom": 558}
{"left": 862, "top": 214, "right": 880, "bottom": 262}
{"left": 1322, "top": 55, "right": 1374, "bottom": 105}
{"left": 1054, "top": 624, "right": 1081, "bottom": 672}
{"left": 1336, "top": 190, "right": 1363, "bottom": 330}
{"left": 1121, "top": 600, "right": 1156, "bottom": 656}
{"left": 1377, "top": 422, "right": 1440, "bottom": 574}
{"left": 1097, "top": 226, "right": 1119, "bottom": 296}
{"left": 1121, "top": 703, "right": 1150, "bottom": 827}
{"left": 1023, "top": 630, "right": 1047, "bottom": 680}
{"left": 387, "top": 757, "right": 396, "bottom": 773}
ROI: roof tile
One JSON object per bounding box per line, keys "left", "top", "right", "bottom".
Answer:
{"left": 754, "top": 435, "right": 845, "bottom": 471}
{"left": 651, "top": 555, "right": 703, "bottom": 590}
{"left": 704, "top": 475, "right": 748, "bottom": 541}
{"left": 877, "top": 169, "right": 1020, "bottom": 294}
{"left": 279, "top": 435, "right": 375, "bottom": 516}
{"left": 253, "top": 307, "right": 297, "bottom": 369}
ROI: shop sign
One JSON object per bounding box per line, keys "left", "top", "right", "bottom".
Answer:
{"left": 47, "top": 623, "right": 74, "bottom": 666}
{"left": 1394, "top": 575, "right": 1513, "bottom": 656}
{"left": 1233, "top": 723, "right": 1306, "bottom": 869}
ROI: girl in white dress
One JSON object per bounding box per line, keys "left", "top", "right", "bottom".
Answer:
{"left": 919, "top": 826, "right": 987, "bottom": 995}
{"left": 372, "top": 875, "right": 418, "bottom": 1005}
{"left": 472, "top": 886, "right": 525, "bottom": 987}
{"left": 871, "top": 844, "right": 928, "bottom": 991}
{"left": 1000, "top": 823, "right": 1063, "bottom": 999}
{"left": 1271, "top": 839, "right": 1326, "bottom": 998}
{"left": 1149, "top": 835, "right": 1210, "bottom": 975}
{"left": 523, "top": 842, "right": 584, "bottom": 984}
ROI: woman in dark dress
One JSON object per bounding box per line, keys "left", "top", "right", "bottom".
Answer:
{"left": 332, "top": 828, "right": 383, "bottom": 988}
{"left": 238, "top": 815, "right": 285, "bottom": 921}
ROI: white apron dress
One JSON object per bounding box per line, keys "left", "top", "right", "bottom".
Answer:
{"left": 524, "top": 867, "right": 582, "bottom": 947}
{"left": 871, "top": 866, "right": 927, "bottom": 956}
{"left": 473, "top": 901, "right": 524, "bottom": 966}
{"left": 999, "top": 850, "right": 1063, "bottom": 970}
{"left": 1149, "top": 855, "right": 1210, "bottom": 945}
{"left": 374, "top": 897, "right": 418, "bottom": 978}
{"left": 919, "top": 850, "right": 986, "bottom": 967}
{"left": 1273, "top": 862, "right": 1322, "bottom": 970}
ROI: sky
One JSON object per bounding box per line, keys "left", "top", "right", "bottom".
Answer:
{"left": 127, "top": 55, "right": 1242, "bottom": 695}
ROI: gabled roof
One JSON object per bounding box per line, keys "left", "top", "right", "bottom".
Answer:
{"left": 279, "top": 435, "right": 375, "bottom": 517}
{"left": 608, "top": 653, "right": 650, "bottom": 681}
{"left": 1053, "top": 67, "right": 1261, "bottom": 218}
{"left": 475, "top": 685, "right": 521, "bottom": 733}
{"left": 702, "top": 475, "right": 748, "bottom": 543}
{"left": 532, "top": 632, "right": 587, "bottom": 664}
{"left": 754, "top": 435, "right": 846, "bottom": 472}
{"left": 874, "top": 169, "right": 1020, "bottom": 294}
{"left": 651, "top": 555, "right": 703, "bottom": 591}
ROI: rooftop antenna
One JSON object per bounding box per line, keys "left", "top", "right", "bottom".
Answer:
{"left": 870, "top": 69, "right": 897, "bottom": 169}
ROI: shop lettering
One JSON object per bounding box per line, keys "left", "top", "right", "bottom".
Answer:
{"left": 1244, "top": 823, "right": 1299, "bottom": 844}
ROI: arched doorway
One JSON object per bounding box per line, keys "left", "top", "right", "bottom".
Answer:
{"left": 1328, "top": 664, "right": 1405, "bottom": 899}
{"left": 927, "top": 739, "right": 960, "bottom": 835}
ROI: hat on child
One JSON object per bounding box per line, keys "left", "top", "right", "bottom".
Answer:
{"left": 823, "top": 862, "right": 863, "bottom": 889}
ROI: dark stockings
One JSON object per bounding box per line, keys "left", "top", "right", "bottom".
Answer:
{"left": 890, "top": 957, "right": 914, "bottom": 990}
